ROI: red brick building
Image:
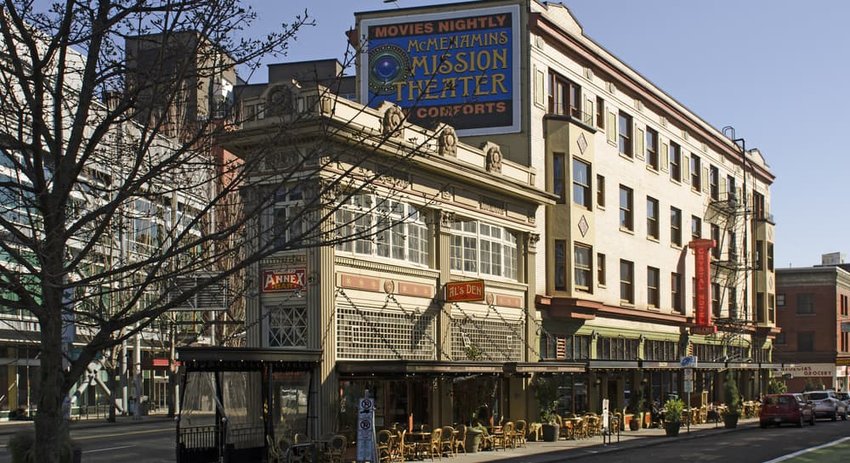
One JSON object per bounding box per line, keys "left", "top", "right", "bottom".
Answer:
{"left": 775, "top": 255, "right": 850, "bottom": 392}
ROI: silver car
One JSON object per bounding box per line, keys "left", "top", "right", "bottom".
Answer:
{"left": 803, "top": 391, "right": 847, "bottom": 421}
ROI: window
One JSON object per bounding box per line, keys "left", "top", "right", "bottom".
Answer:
{"left": 767, "top": 242, "right": 774, "bottom": 271}
{"left": 798, "top": 332, "right": 814, "bottom": 352}
{"left": 645, "top": 127, "right": 659, "bottom": 170}
{"left": 669, "top": 142, "right": 681, "bottom": 182}
{"left": 691, "top": 215, "right": 702, "bottom": 239}
{"left": 450, "top": 220, "right": 518, "bottom": 279}
{"left": 728, "top": 232, "right": 737, "bottom": 261}
{"left": 596, "top": 174, "right": 606, "bottom": 208}
{"left": 596, "top": 96, "right": 605, "bottom": 128}
{"left": 754, "top": 240, "right": 763, "bottom": 270}
{"left": 709, "top": 165, "right": 719, "bottom": 200}
{"left": 777, "top": 293, "right": 785, "bottom": 307}
{"left": 597, "top": 253, "right": 606, "bottom": 286}
{"left": 712, "top": 283, "right": 721, "bottom": 318}
{"left": 690, "top": 154, "right": 701, "bottom": 190}
{"left": 620, "top": 260, "right": 634, "bottom": 304}
{"left": 647, "top": 267, "right": 660, "bottom": 308}
{"left": 573, "top": 158, "right": 592, "bottom": 208}
{"left": 553, "top": 152, "right": 566, "bottom": 203}
{"left": 618, "top": 111, "right": 633, "bottom": 157}
{"left": 619, "top": 185, "right": 633, "bottom": 231}
{"left": 670, "top": 207, "right": 682, "bottom": 246}
{"left": 753, "top": 192, "right": 766, "bottom": 220}
{"left": 775, "top": 332, "right": 786, "bottom": 345}
{"left": 575, "top": 244, "right": 592, "bottom": 292}
{"left": 728, "top": 286, "right": 738, "bottom": 318}
{"left": 549, "top": 72, "right": 581, "bottom": 118}
{"left": 711, "top": 224, "right": 721, "bottom": 259}
{"left": 756, "top": 292, "right": 765, "bottom": 323}
{"left": 796, "top": 293, "right": 814, "bottom": 314}
{"left": 646, "top": 196, "right": 659, "bottom": 240}
{"left": 671, "top": 272, "right": 683, "bottom": 312}
{"left": 554, "top": 240, "right": 567, "bottom": 291}
{"left": 727, "top": 175, "right": 737, "bottom": 202}
{"left": 335, "top": 194, "right": 429, "bottom": 266}
{"left": 841, "top": 295, "right": 848, "bottom": 316}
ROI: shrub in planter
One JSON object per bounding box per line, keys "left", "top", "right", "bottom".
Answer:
{"left": 663, "top": 398, "right": 684, "bottom": 437}
{"left": 723, "top": 371, "right": 741, "bottom": 429}
{"left": 539, "top": 408, "right": 560, "bottom": 442}
{"left": 465, "top": 426, "right": 484, "bottom": 453}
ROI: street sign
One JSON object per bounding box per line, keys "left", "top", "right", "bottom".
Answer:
{"left": 602, "top": 398, "right": 609, "bottom": 434}
{"left": 684, "top": 379, "right": 694, "bottom": 393}
{"left": 683, "top": 368, "right": 693, "bottom": 381}
{"left": 357, "top": 397, "right": 377, "bottom": 462}
{"left": 680, "top": 356, "right": 698, "bottom": 368}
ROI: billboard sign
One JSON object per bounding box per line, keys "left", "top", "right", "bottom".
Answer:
{"left": 689, "top": 239, "right": 716, "bottom": 328}
{"left": 444, "top": 280, "right": 485, "bottom": 303}
{"left": 262, "top": 268, "right": 307, "bottom": 293}
{"left": 360, "top": 5, "right": 521, "bottom": 136}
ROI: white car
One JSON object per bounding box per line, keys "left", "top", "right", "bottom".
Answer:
{"left": 803, "top": 391, "right": 847, "bottom": 421}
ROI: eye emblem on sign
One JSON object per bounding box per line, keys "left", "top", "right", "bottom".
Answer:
{"left": 369, "top": 45, "right": 411, "bottom": 94}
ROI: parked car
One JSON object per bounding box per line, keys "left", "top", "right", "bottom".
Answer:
{"left": 836, "top": 391, "right": 850, "bottom": 411}
{"left": 803, "top": 390, "right": 847, "bottom": 421}
{"left": 759, "top": 393, "right": 815, "bottom": 427}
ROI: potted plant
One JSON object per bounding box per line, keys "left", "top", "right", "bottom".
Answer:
{"left": 663, "top": 398, "right": 684, "bottom": 437}
{"left": 539, "top": 406, "right": 561, "bottom": 442}
{"left": 531, "top": 375, "right": 560, "bottom": 441}
{"left": 627, "top": 384, "right": 645, "bottom": 431}
{"left": 465, "top": 425, "right": 484, "bottom": 453}
{"left": 723, "top": 371, "right": 741, "bottom": 429}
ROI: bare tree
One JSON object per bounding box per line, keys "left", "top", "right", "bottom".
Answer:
{"left": 0, "top": 1, "right": 455, "bottom": 461}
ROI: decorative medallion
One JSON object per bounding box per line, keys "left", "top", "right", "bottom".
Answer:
{"left": 578, "top": 215, "right": 589, "bottom": 237}
{"left": 485, "top": 292, "right": 495, "bottom": 305}
{"left": 486, "top": 145, "right": 503, "bottom": 174}
{"left": 577, "top": 132, "right": 588, "bottom": 155}
{"left": 383, "top": 280, "right": 395, "bottom": 294}
{"left": 438, "top": 126, "right": 458, "bottom": 157}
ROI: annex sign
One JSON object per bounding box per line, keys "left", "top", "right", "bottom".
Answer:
{"left": 360, "top": 5, "right": 521, "bottom": 136}
{"left": 262, "top": 268, "right": 306, "bottom": 293}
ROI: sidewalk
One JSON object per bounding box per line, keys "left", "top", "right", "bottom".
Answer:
{"left": 452, "top": 417, "right": 761, "bottom": 463}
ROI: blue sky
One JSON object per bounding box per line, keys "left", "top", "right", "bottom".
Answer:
{"left": 249, "top": 0, "right": 850, "bottom": 269}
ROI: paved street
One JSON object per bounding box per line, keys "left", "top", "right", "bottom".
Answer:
{"left": 2, "top": 415, "right": 848, "bottom": 462}
{"left": 0, "top": 417, "right": 176, "bottom": 463}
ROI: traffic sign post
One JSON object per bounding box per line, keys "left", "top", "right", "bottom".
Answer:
{"left": 357, "top": 396, "right": 377, "bottom": 463}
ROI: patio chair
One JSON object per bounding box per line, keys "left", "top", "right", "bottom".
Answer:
{"left": 266, "top": 435, "right": 282, "bottom": 463}
{"left": 325, "top": 434, "right": 347, "bottom": 463}
{"left": 422, "top": 427, "right": 443, "bottom": 460}
{"left": 453, "top": 425, "right": 467, "bottom": 454}
{"left": 514, "top": 420, "right": 527, "bottom": 447}
{"left": 439, "top": 426, "right": 455, "bottom": 457}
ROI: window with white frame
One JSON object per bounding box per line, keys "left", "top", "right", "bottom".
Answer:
{"left": 334, "top": 193, "right": 429, "bottom": 266}
{"left": 575, "top": 243, "right": 592, "bottom": 292}
{"left": 271, "top": 185, "right": 306, "bottom": 248}
{"left": 451, "top": 219, "right": 518, "bottom": 280}
{"left": 130, "top": 198, "right": 159, "bottom": 254}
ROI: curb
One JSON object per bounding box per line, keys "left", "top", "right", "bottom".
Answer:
{"left": 0, "top": 415, "right": 174, "bottom": 437}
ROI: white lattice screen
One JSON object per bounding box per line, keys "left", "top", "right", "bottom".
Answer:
{"left": 336, "top": 304, "right": 435, "bottom": 360}
{"left": 451, "top": 315, "right": 524, "bottom": 362}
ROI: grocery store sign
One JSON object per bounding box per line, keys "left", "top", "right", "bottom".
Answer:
{"left": 781, "top": 363, "right": 834, "bottom": 378}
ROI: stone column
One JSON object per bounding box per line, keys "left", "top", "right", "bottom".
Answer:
{"left": 312, "top": 199, "right": 338, "bottom": 436}
{"left": 434, "top": 210, "right": 454, "bottom": 426}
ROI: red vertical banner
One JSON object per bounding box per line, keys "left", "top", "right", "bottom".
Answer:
{"left": 689, "top": 239, "right": 716, "bottom": 328}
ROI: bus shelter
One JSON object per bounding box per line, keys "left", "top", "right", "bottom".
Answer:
{"left": 176, "top": 347, "right": 321, "bottom": 463}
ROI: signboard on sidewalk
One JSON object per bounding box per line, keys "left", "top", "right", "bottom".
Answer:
{"left": 357, "top": 396, "right": 377, "bottom": 462}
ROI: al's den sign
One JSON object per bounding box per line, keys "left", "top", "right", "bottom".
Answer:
{"left": 360, "top": 5, "right": 521, "bottom": 136}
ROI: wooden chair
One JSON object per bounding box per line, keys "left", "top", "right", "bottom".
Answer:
{"left": 422, "top": 427, "right": 442, "bottom": 460}
{"left": 325, "top": 434, "right": 347, "bottom": 463}
{"left": 439, "top": 426, "right": 454, "bottom": 457}
{"left": 453, "top": 425, "right": 467, "bottom": 455}
{"left": 514, "top": 420, "right": 527, "bottom": 447}
{"left": 394, "top": 430, "right": 416, "bottom": 462}
{"left": 377, "top": 429, "right": 394, "bottom": 463}
{"left": 478, "top": 427, "right": 494, "bottom": 451}
{"left": 267, "top": 435, "right": 282, "bottom": 463}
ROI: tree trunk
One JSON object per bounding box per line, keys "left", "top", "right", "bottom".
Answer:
{"left": 34, "top": 317, "right": 68, "bottom": 463}
{"left": 107, "top": 365, "right": 117, "bottom": 423}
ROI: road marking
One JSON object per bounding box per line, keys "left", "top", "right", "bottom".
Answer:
{"left": 84, "top": 444, "right": 135, "bottom": 454}
{"left": 74, "top": 427, "right": 171, "bottom": 441}
{"left": 762, "top": 436, "right": 850, "bottom": 463}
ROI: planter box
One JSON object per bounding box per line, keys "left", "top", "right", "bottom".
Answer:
{"left": 664, "top": 422, "right": 681, "bottom": 437}
{"left": 541, "top": 424, "right": 560, "bottom": 442}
